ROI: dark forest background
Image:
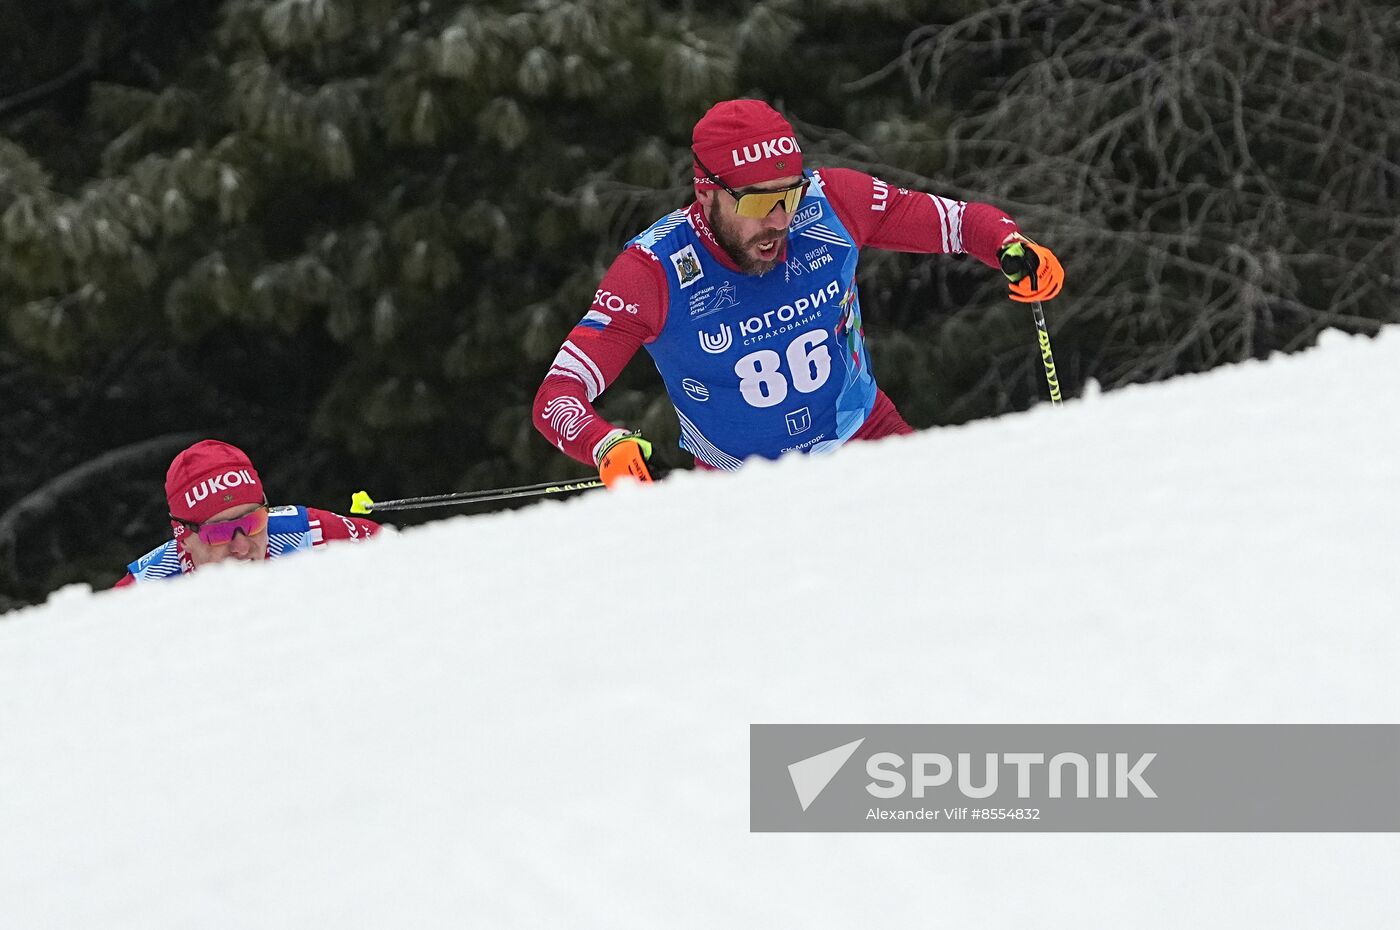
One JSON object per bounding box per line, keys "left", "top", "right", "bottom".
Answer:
{"left": 2, "top": 0, "right": 1397, "bottom": 610}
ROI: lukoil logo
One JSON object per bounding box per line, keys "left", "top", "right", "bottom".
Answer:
{"left": 871, "top": 177, "right": 890, "bottom": 212}
{"left": 698, "top": 323, "right": 733, "bottom": 354}
{"left": 731, "top": 136, "right": 801, "bottom": 168}
{"left": 184, "top": 469, "right": 257, "bottom": 509}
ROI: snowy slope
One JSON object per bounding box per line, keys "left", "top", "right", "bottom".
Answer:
{"left": 2, "top": 329, "right": 1398, "bottom": 928}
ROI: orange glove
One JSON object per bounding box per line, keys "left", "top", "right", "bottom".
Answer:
{"left": 596, "top": 431, "right": 655, "bottom": 487}
{"left": 998, "top": 237, "right": 1064, "bottom": 303}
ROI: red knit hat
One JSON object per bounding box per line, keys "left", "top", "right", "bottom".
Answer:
{"left": 692, "top": 99, "right": 803, "bottom": 191}
{"left": 165, "top": 440, "right": 265, "bottom": 523}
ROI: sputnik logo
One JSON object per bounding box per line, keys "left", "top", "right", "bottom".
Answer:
{"left": 788, "top": 738, "right": 865, "bottom": 811}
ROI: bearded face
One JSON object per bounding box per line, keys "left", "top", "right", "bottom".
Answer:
{"left": 700, "top": 178, "right": 803, "bottom": 276}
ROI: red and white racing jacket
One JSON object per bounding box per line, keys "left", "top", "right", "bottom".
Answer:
{"left": 114, "top": 505, "right": 380, "bottom": 587}
{"left": 532, "top": 166, "right": 1018, "bottom": 466}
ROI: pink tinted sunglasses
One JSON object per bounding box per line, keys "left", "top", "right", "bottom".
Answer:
{"left": 171, "top": 506, "right": 270, "bottom": 545}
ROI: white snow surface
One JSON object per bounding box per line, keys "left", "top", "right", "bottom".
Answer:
{"left": 3, "top": 329, "right": 1398, "bottom": 928}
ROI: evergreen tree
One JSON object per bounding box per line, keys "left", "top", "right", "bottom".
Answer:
{"left": 2, "top": 0, "right": 1396, "bottom": 609}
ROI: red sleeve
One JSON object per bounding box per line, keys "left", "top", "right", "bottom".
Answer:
{"left": 306, "top": 507, "right": 380, "bottom": 544}
{"left": 113, "top": 573, "right": 136, "bottom": 588}
{"left": 817, "top": 167, "right": 1018, "bottom": 268}
{"left": 532, "top": 246, "right": 669, "bottom": 466}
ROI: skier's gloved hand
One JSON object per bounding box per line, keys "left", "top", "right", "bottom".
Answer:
{"left": 596, "top": 430, "right": 657, "bottom": 487}
{"left": 998, "top": 236, "right": 1064, "bottom": 303}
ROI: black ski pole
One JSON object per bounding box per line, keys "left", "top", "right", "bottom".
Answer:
{"left": 350, "top": 478, "right": 605, "bottom": 514}
{"left": 1030, "top": 298, "right": 1063, "bottom": 407}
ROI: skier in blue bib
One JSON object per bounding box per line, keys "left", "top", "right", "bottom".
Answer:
{"left": 532, "top": 99, "right": 1065, "bottom": 485}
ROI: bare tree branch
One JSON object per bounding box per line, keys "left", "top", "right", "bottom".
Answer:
{"left": 0, "top": 432, "right": 203, "bottom": 568}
